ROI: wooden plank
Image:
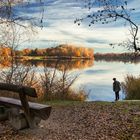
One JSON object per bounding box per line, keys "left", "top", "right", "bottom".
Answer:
{"left": 19, "top": 91, "right": 33, "bottom": 128}
{"left": 0, "top": 97, "right": 51, "bottom": 120}
{"left": 0, "top": 83, "right": 37, "bottom": 97}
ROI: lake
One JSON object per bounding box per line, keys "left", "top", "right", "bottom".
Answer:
{"left": 72, "top": 60, "right": 140, "bottom": 101}
{"left": 0, "top": 59, "right": 140, "bottom": 101}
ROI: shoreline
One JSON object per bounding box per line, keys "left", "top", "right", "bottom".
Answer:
{"left": 15, "top": 56, "right": 94, "bottom": 60}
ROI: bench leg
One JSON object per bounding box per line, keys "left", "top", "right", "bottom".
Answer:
{"left": 8, "top": 108, "right": 41, "bottom": 130}
{"left": 19, "top": 92, "right": 37, "bottom": 128}
{"left": 23, "top": 115, "right": 41, "bottom": 129}
{"left": 33, "top": 116, "right": 41, "bottom": 126}
{"left": 8, "top": 108, "right": 28, "bottom": 130}
{"left": 0, "top": 106, "right": 8, "bottom": 121}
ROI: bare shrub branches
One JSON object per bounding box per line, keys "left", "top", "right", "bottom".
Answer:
{"left": 0, "top": 0, "right": 43, "bottom": 51}
{"left": 0, "top": 63, "right": 38, "bottom": 87}
{"left": 75, "top": 0, "right": 140, "bottom": 52}
{"left": 40, "top": 60, "right": 87, "bottom": 101}
{"left": 0, "top": 0, "right": 44, "bottom": 27}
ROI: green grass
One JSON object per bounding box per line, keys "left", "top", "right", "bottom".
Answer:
{"left": 42, "top": 100, "right": 83, "bottom": 107}
{"left": 41, "top": 99, "right": 140, "bottom": 107}
{"left": 28, "top": 56, "right": 44, "bottom": 60}
{"left": 120, "top": 100, "right": 140, "bottom": 105}
{"left": 44, "top": 100, "right": 110, "bottom": 106}
{"left": 43, "top": 100, "right": 117, "bottom": 107}
{"left": 92, "top": 101, "right": 112, "bottom": 105}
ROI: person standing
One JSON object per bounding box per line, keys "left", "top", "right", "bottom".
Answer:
{"left": 113, "top": 78, "right": 121, "bottom": 101}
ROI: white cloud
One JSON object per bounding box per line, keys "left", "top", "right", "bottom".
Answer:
{"left": 18, "top": 0, "right": 140, "bottom": 52}
{"left": 34, "top": 22, "right": 129, "bottom": 44}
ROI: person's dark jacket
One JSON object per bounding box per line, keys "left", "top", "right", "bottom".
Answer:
{"left": 113, "top": 81, "right": 121, "bottom": 92}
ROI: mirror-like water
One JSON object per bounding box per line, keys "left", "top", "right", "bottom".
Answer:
{"left": 73, "top": 61, "right": 140, "bottom": 101}
{"left": 1, "top": 59, "right": 140, "bottom": 101}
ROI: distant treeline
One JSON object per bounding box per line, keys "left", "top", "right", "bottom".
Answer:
{"left": 15, "top": 44, "right": 94, "bottom": 58}
{"left": 0, "top": 44, "right": 94, "bottom": 58}
{"left": 95, "top": 53, "right": 140, "bottom": 63}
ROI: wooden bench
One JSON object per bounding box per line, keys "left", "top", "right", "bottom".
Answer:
{"left": 0, "top": 83, "right": 51, "bottom": 130}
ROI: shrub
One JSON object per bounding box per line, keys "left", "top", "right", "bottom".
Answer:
{"left": 40, "top": 62, "right": 88, "bottom": 101}
{"left": 56, "top": 88, "right": 88, "bottom": 101}
{"left": 122, "top": 75, "right": 140, "bottom": 100}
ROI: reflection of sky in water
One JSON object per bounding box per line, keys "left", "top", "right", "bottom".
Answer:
{"left": 33, "top": 60, "right": 140, "bottom": 101}
{"left": 72, "top": 61, "right": 140, "bottom": 101}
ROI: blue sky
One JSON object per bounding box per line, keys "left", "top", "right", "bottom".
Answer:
{"left": 14, "top": 0, "right": 140, "bottom": 53}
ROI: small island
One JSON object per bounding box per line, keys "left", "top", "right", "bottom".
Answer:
{"left": 15, "top": 44, "right": 94, "bottom": 60}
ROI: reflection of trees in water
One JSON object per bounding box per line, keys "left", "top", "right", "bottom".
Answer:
{"left": 95, "top": 53, "right": 140, "bottom": 64}
{"left": 17, "top": 59, "right": 94, "bottom": 70}
{"left": 95, "top": 58, "right": 140, "bottom": 64}
{"left": 0, "top": 59, "right": 93, "bottom": 101}
{"left": 0, "top": 58, "right": 94, "bottom": 70}
{"left": 0, "top": 60, "right": 88, "bottom": 101}
{"left": 0, "top": 62, "right": 41, "bottom": 100}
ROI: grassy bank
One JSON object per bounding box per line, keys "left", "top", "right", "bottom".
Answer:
{"left": 43, "top": 100, "right": 83, "bottom": 107}
{"left": 44, "top": 99, "right": 140, "bottom": 107}
{"left": 15, "top": 56, "right": 93, "bottom": 60}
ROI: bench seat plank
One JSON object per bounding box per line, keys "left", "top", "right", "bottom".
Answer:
{"left": 0, "top": 97, "right": 51, "bottom": 120}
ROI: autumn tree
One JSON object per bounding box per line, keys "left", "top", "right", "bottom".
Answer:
{"left": 75, "top": 0, "right": 140, "bottom": 52}
{"left": 0, "top": 0, "right": 44, "bottom": 51}
{"left": 0, "top": 0, "right": 45, "bottom": 88}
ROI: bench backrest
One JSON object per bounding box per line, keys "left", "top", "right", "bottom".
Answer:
{"left": 0, "top": 83, "right": 37, "bottom": 97}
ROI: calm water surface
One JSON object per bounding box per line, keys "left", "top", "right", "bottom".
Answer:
{"left": 30, "top": 60, "right": 140, "bottom": 101}
{"left": 72, "top": 60, "right": 140, "bottom": 101}
{"left": 1, "top": 59, "right": 140, "bottom": 101}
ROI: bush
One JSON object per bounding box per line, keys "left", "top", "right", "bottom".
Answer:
{"left": 0, "top": 61, "right": 88, "bottom": 102}
{"left": 40, "top": 63, "right": 88, "bottom": 101}
{"left": 122, "top": 75, "right": 140, "bottom": 100}
{"left": 57, "top": 88, "right": 88, "bottom": 101}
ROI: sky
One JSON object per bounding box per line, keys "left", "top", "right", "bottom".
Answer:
{"left": 13, "top": 0, "right": 140, "bottom": 53}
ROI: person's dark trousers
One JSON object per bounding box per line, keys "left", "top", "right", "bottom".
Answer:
{"left": 115, "top": 91, "right": 119, "bottom": 101}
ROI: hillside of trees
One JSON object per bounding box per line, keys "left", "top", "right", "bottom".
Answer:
{"left": 15, "top": 44, "right": 94, "bottom": 59}
{"left": 0, "top": 44, "right": 94, "bottom": 67}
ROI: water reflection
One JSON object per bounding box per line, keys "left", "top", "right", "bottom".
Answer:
{"left": 0, "top": 59, "right": 94, "bottom": 70}
{"left": 95, "top": 53, "right": 140, "bottom": 64}
{"left": 72, "top": 60, "right": 140, "bottom": 101}
{"left": 16, "top": 59, "right": 94, "bottom": 70}
{"left": 0, "top": 58, "right": 140, "bottom": 101}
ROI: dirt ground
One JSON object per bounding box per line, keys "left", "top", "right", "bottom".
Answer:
{"left": 0, "top": 101, "right": 140, "bottom": 140}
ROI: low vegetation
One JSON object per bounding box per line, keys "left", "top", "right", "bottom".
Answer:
{"left": 40, "top": 62, "right": 87, "bottom": 101}
{"left": 0, "top": 62, "right": 88, "bottom": 101}
{"left": 122, "top": 75, "right": 140, "bottom": 100}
